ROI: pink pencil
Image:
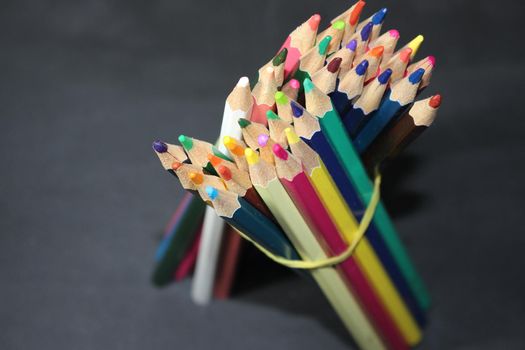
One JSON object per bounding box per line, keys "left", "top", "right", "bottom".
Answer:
{"left": 174, "top": 227, "right": 202, "bottom": 281}
{"left": 272, "top": 143, "right": 408, "bottom": 350}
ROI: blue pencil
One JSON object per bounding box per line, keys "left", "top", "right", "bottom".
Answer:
{"left": 354, "top": 68, "right": 425, "bottom": 153}
{"left": 329, "top": 59, "right": 369, "bottom": 116}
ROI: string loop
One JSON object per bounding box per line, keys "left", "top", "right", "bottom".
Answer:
{"left": 233, "top": 173, "right": 381, "bottom": 270}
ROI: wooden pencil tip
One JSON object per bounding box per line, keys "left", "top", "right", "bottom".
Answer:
{"left": 206, "top": 186, "right": 218, "bottom": 200}
{"left": 207, "top": 154, "right": 222, "bottom": 167}
{"left": 178, "top": 135, "right": 193, "bottom": 150}
{"left": 284, "top": 128, "right": 300, "bottom": 145}
{"left": 244, "top": 148, "right": 260, "bottom": 165}
{"left": 429, "top": 94, "right": 442, "bottom": 108}
{"left": 272, "top": 143, "right": 288, "bottom": 160}
{"left": 399, "top": 48, "right": 413, "bottom": 63}
{"left": 237, "top": 77, "right": 250, "bottom": 87}
{"left": 258, "top": 133, "right": 270, "bottom": 147}
{"left": 308, "top": 14, "right": 321, "bottom": 30}
{"left": 152, "top": 140, "right": 167, "bottom": 153}
{"left": 171, "top": 161, "right": 182, "bottom": 171}
{"left": 369, "top": 45, "right": 384, "bottom": 57}
{"left": 189, "top": 172, "right": 203, "bottom": 185}
{"left": 327, "top": 57, "right": 342, "bottom": 73}
{"left": 350, "top": 1, "right": 366, "bottom": 26}
{"left": 217, "top": 165, "right": 232, "bottom": 181}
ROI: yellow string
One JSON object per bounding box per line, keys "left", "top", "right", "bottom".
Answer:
{"left": 232, "top": 173, "right": 381, "bottom": 270}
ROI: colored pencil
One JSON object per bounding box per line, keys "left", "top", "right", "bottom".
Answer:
{"left": 257, "top": 133, "right": 275, "bottom": 165}
{"left": 380, "top": 47, "right": 412, "bottom": 82}
{"left": 223, "top": 136, "right": 249, "bottom": 173}
{"left": 207, "top": 154, "right": 252, "bottom": 190}
{"left": 329, "top": 59, "right": 369, "bottom": 117}
{"left": 206, "top": 186, "right": 299, "bottom": 260}
{"left": 274, "top": 91, "right": 295, "bottom": 123}
{"left": 356, "top": 8, "right": 388, "bottom": 42}
{"left": 171, "top": 161, "right": 204, "bottom": 192}
{"left": 178, "top": 135, "right": 231, "bottom": 174}
{"left": 215, "top": 164, "right": 274, "bottom": 220}
{"left": 328, "top": 39, "right": 357, "bottom": 80}
{"left": 353, "top": 68, "right": 425, "bottom": 153}
{"left": 311, "top": 57, "right": 342, "bottom": 96}
{"left": 317, "top": 20, "right": 346, "bottom": 56}
{"left": 293, "top": 35, "right": 332, "bottom": 84}
{"left": 218, "top": 77, "right": 253, "bottom": 156}
{"left": 245, "top": 148, "right": 386, "bottom": 350}
{"left": 267, "top": 110, "right": 290, "bottom": 148}
{"left": 188, "top": 171, "right": 226, "bottom": 203}
{"left": 280, "top": 78, "right": 300, "bottom": 101}
{"left": 238, "top": 117, "right": 269, "bottom": 151}
{"left": 343, "top": 68, "right": 393, "bottom": 137}
{"left": 400, "top": 35, "right": 424, "bottom": 60}
{"left": 258, "top": 48, "right": 288, "bottom": 87}
{"left": 279, "top": 14, "right": 321, "bottom": 78}
{"left": 213, "top": 224, "right": 243, "bottom": 299}
{"left": 369, "top": 29, "right": 400, "bottom": 63}
{"left": 275, "top": 138, "right": 410, "bottom": 349}
{"left": 174, "top": 228, "right": 202, "bottom": 281}
{"left": 303, "top": 77, "right": 430, "bottom": 314}
{"left": 328, "top": 1, "right": 366, "bottom": 46}
{"left": 363, "top": 94, "right": 441, "bottom": 168}
{"left": 358, "top": 45, "right": 385, "bottom": 82}
{"left": 407, "top": 56, "right": 435, "bottom": 91}
{"left": 350, "top": 21, "right": 373, "bottom": 56}
{"left": 251, "top": 66, "right": 278, "bottom": 125}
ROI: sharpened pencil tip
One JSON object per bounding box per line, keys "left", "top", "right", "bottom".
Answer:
{"left": 327, "top": 57, "right": 342, "bottom": 73}
{"left": 288, "top": 79, "right": 300, "bottom": 89}
{"left": 399, "top": 48, "right": 412, "bottom": 63}
{"left": 178, "top": 135, "right": 193, "bottom": 150}
{"left": 207, "top": 154, "right": 222, "bottom": 167}
{"left": 346, "top": 39, "right": 357, "bottom": 51}
{"left": 333, "top": 20, "right": 345, "bottom": 30}
{"left": 290, "top": 100, "right": 304, "bottom": 118}
{"left": 272, "top": 143, "right": 289, "bottom": 160}
{"left": 388, "top": 29, "right": 400, "bottom": 38}
{"left": 303, "top": 78, "right": 314, "bottom": 92}
{"left": 171, "top": 161, "right": 182, "bottom": 171}
{"left": 407, "top": 35, "right": 424, "bottom": 59}
{"left": 378, "top": 68, "right": 392, "bottom": 84}
{"left": 152, "top": 140, "right": 167, "bottom": 153}
{"left": 244, "top": 148, "right": 260, "bottom": 165}
{"left": 217, "top": 165, "right": 232, "bottom": 181}
{"left": 355, "top": 60, "right": 369, "bottom": 76}
{"left": 427, "top": 55, "right": 436, "bottom": 67}
{"left": 238, "top": 118, "right": 251, "bottom": 128}
{"left": 266, "top": 110, "right": 280, "bottom": 120}
{"left": 369, "top": 45, "right": 384, "bottom": 57}
{"left": 350, "top": 1, "right": 366, "bottom": 26}
{"left": 206, "top": 186, "right": 218, "bottom": 201}
{"left": 372, "top": 8, "right": 388, "bottom": 25}
{"left": 273, "top": 48, "right": 288, "bottom": 66}
{"left": 318, "top": 36, "right": 332, "bottom": 55}
{"left": 237, "top": 77, "right": 250, "bottom": 87}
{"left": 409, "top": 68, "right": 425, "bottom": 84}
{"left": 308, "top": 14, "right": 321, "bottom": 30}
{"left": 429, "top": 94, "right": 442, "bottom": 108}
{"left": 285, "top": 128, "right": 300, "bottom": 145}
{"left": 258, "top": 133, "right": 270, "bottom": 147}
{"left": 361, "top": 22, "right": 373, "bottom": 41}
{"left": 189, "top": 172, "right": 203, "bottom": 185}
{"left": 274, "top": 91, "right": 288, "bottom": 105}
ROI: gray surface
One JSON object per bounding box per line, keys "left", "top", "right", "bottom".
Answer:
{"left": 1, "top": 0, "right": 524, "bottom": 349}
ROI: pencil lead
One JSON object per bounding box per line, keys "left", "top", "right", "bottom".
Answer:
{"left": 178, "top": 135, "right": 193, "bottom": 150}
{"left": 407, "top": 35, "right": 424, "bottom": 59}
{"left": 378, "top": 68, "right": 392, "bottom": 84}
{"left": 308, "top": 14, "right": 322, "bottom": 30}
{"left": 427, "top": 55, "right": 436, "bottom": 67}
{"left": 237, "top": 76, "right": 250, "bottom": 87}
{"left": 288, "top": 79, "right": 300, "bottom": 89}
{"left": 274, "top": 91, "right": 289, "bottom": 106}
{"left": 171, "top": 161, "right": 182, "bottom": 171}
{"left": 238, "top": 118, "right": 251, "bottom": 129}
{"left": 318, "top": 36, "right": 332, "bottom": 55}
{"left": 284, "top": 127, "right": 300, "bottom": 145}
{"left": 360, "top": 22, "right": 373, "bottom": 41}
{"left": 350, "top": 1, "right": 366, "bottom": 26}
{"left": 266, "top": 110, "right": 280, "bottom": 120}
{"left": 303, "top": 78, "right": 314, "bottom": 92}
{"left": 216, "top": 165, "right": 232, "bottom": 181}
{"left": 399, "top": 48, "right": 412, "bottom": 63}
{"left": 189, "top": 172, "right": 203, "bottom": 185}
{"left": 272, "top": 143, "right": 289, "bottom": 160}
{"left": 333, "top": 20, "right": 345, "bottom": 30}
{"left": 205, "top": 186, "right": 218, "bottom": 201}
{"left": 355, "top": 60, "right": 369, "bottom": 76}
{"left": 369, "top": 45, "right": 384, "bottom": 57}
{"left": 327, "top": 57, "right": 342, "bottom": 73}
{"left": 290, "top": 100, "right": 304, "bottom": 117}
{"left": 207, "top": 154, "right": 223, "bottom": 167}
{"left": 152, "top": 140, "right": 167, "bottom": 153}
{"left": 408, "top": 68, "right": 425, "bottom": 84}
{"left": 258, "top": 133, "right": 270, "bottom": 147}
{"left": 244, "top": 148, "right": 260, "bottom": 165}
{"left": 372, "top": 8, "right": 388, "bottom": 25}
{"left": 388, "top": 29, "right": 399, "bottom": 38}
{"left": 429, "top": 94, "right": 442, "bottom": 108}
{"left": 346, "top": 39, "right": 357, "bottom": 51}
{"left": 273, "top": 48, "right": 288, "bottom": 66}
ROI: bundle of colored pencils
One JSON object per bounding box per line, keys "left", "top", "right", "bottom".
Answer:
{"left": 152, "top": 2, "right": 441, "bottom": 348}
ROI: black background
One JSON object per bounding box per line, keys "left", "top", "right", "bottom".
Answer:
{"left": 1, "top": 0, "right": 524, "bottom": 349}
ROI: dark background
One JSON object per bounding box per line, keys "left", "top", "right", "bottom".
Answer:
{"left": 1, "top": 0, "right": 524, "bottom": 349}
